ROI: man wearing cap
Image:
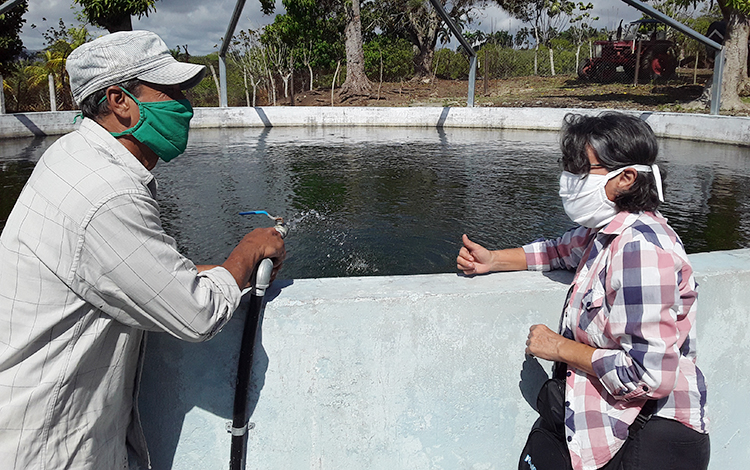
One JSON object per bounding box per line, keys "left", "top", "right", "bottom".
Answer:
{"left": 0, "top": 31, "right": 285, "bottom": 469}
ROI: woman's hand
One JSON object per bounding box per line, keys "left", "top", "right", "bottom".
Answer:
{"left": 457, "top": 234, "right": 527, "bottom": 275}
{"left": 526, "top": 324, "right": 596, "bottom": 376}
{"left": 457, "top": 234, "right": 495, "bottom": 275}
{"left": 526, "top": 324, "right": 565, "bottom": 361}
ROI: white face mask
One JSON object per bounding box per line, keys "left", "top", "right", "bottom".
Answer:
{"left": 559, "top": 164, "right": 663, "bottom": 229}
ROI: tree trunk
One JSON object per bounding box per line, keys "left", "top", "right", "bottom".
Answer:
{"left": 209, "top": 64, "right": 221, "bottom": 106}
{"left": 414, "top": 46, "right": 436, "bottom": 77}
{"left": 409, "top": 6, "right": 439, "bottom": 78}
{"left": 549, "top": 48, "right": 555, "bottom": 76}
{"left": 340, "top": 0, "right": 371, "bottom": 98}
{"left": 308, "top": 64, "right": 314, "bottom": 91}
{"left": 720, "top": 9, "right": 750, "bottom": 110}
{"left": 243, "top": 67, "right": 250, "bottom": 107}
{"left": 1, "top": 74, "right": 6, "bottom": 114}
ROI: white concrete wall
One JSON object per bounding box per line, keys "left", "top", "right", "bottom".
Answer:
{"left": 139, "top": 249, "right": 750, "bottom": 470}
{"left": 1, "top": 107, "right": 749, "bottom": 146}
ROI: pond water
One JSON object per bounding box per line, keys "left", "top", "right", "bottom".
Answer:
{"left": 2, "top": 126, "right": 750, "bottom": 279}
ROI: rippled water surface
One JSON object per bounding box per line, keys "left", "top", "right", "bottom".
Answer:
{"left": 2, "top": 126, "right": 750, "bottom": 279}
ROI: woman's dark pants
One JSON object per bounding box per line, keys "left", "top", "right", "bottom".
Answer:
{"left": 602, "top": 417, "right": 710, "bottom": 470}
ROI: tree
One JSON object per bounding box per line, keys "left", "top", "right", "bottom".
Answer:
{"left": 230, "top": 30, "right": 268, "bottom": 107}
{"left": 1, "top": 0, "right": 28, "bottom": 113}
{"left": 507, "top": 0, "right": 574, "bottom": 74}
{"left": 340, "top": 0, "right": 371, "bottom": 96}
{"left": 713, "top": 0, "right": 750, "bottom": 109}
{"left": 0, "top": 0, "right": 27, "bottom": 76}
{"left": 39, "top": 19, "right": 91, "bottom": 110}
{"left": 259, "top": 0, "right": 371, "bottom": 99}
{"left": 667, "top": 0, "right": 749, "bottom": 110}
{"left": 74, "top": 0, "right": 157, "bottom": 33}
{"left": 569, "top": 2, "right": 598, "bottom": 72}
{"left": 368, "top": 0, "right": 482, "bottom": 78}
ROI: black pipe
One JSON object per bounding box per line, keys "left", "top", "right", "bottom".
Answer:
{"left": 229, "top": 291, "right": 264, "bottom": 470}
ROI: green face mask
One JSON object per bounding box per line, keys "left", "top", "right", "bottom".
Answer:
{"left": 102, "top": 87, "right": 193, "bottom": 162}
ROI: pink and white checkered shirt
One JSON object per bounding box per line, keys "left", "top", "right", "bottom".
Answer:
{"left": 523, "top": 211, "right": 709, "bottom": 470}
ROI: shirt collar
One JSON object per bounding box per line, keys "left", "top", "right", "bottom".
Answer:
{"left": 599, "top": 211, "right": 643, "bottom": 236}
{"left": 77, "top": 118, "right": 156, "bottom": 188}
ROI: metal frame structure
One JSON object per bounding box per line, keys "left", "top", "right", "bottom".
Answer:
{"left": 0, "top": 0, "right": 24, "bottom": 15}
{"left": 218, "top": 0, "right": 248, "bottom": 108}
{"left": 428, "top": 0, "right": 477, "bottom": 107}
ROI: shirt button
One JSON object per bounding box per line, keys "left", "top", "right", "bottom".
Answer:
{"left": 567, "top": 436, "right": 573, "bottom": 442}
{"left": 566, "top": 371, "right": 572, "bottom": 377}
{"left": 642, "top": 386, "right": 649, "bottom": 392}
{"left": 565, "top": 401, "right": 570, "bottom": 407}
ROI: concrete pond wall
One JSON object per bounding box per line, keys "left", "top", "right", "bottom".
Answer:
{"left": 1, "top": 106, "right": 749, "bottom": 146}
{"left": 138, "top": 249, "right": 750, "bottom": 470}
{"left": 2, "top": 107, "right": 749, "bottom": 469}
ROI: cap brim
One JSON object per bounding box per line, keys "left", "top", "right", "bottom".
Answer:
{"left": 137, "top": 60, "right": 206, "bottom": 90}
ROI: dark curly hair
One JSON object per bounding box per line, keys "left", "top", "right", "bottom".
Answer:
{"left": 79, "top": 79, "right": 143, "bottom": 121}
{"left": 559, "top": 112, "right": 665, "bottom": 212}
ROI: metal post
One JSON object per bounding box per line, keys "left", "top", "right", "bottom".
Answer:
{"left": 633, "top": 40, "right": 642, "bottom": 86}
{"left": 710, "top": 48, "right": 724, "bottom": 116}
{"left": 428, "top": 0, "right": 476, "bottom": 107}
{"left": 219, "top": 55, "right": 228, "bottom": 108}
{"left": 218, "top": 0, "right": 248, "bottom": 108}
{"left": 467, "top": 56, "right": 477, "bottom": 107}
{"left": 48, "top": 74, "right": 57, "bottom": 112}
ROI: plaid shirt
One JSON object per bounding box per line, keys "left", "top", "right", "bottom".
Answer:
{"left": 523, "top": 211, "right": 709, "bottom": 470}
{"left": 0, "top": 119, "right": 242, "bottom": 469}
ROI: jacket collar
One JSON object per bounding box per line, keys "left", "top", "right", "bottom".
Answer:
{"left": 77, "top": 118, "right": 156, "bottom": 189}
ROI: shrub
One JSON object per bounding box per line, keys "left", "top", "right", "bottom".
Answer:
{"left": 364, "top": 37, "right": 415, "bottom": 82}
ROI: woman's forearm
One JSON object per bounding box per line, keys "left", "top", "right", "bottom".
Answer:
{"left": 526, "top": 324, "right": 596, "bottom": 376}
{"left": 556, "top": 337, "right": 596, "bottom": 376}
{"left": 489, "top": 247, "right": 528, "bottom": 272}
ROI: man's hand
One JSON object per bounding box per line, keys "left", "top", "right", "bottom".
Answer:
{"left": 222, "top": 227, "right": 286, "bottom": 289}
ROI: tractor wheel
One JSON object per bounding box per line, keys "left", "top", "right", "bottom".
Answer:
{"left": 594, "top": 62, "right": 616, "bottom": 83}
{"left": 578, "top": 58, "right": 594, "bottom": 80}
{"left": 651, "top": 53, "right": 677, "bottom": 79}
{"left": 639, "top": 52, "right": 655, "bottom": 81}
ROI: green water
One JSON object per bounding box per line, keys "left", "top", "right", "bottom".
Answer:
{"left": 2, "top": 127, "right": 749, "bottom": 279}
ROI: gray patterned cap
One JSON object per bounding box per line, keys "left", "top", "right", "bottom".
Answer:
{"left": 66, "top": 30, "right": 206, "bottom": 105}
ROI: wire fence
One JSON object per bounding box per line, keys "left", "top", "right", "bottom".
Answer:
{"left": 435, "top": 40, "right": 708, "bottom": 86}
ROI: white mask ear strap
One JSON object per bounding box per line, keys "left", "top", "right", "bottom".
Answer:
{"left": 652, "top": 164, "right": 664, "bottom": 202}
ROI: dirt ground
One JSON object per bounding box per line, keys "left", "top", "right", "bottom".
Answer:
{"left": 290, "top": 69, "right": 749, "bottom": 116}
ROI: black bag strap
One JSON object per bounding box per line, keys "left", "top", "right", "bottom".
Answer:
{"left": 630, "top": 399, "right": 658, "bottom": 433}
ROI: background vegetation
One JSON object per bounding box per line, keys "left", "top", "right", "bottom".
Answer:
{"left": 0, "top": 0, "right": 741, "bottom": 112}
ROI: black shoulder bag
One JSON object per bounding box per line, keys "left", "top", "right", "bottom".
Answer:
{"left": 519, "top": 361, "right": 572, "bottom": 470}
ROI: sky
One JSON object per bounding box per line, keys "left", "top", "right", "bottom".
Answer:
{"left": 18, "top": 0, "right": 643, "bottom": 56}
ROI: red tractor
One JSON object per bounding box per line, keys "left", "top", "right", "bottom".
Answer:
{"left": 578, "top": 19, "right": 678, "bottom": 82}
